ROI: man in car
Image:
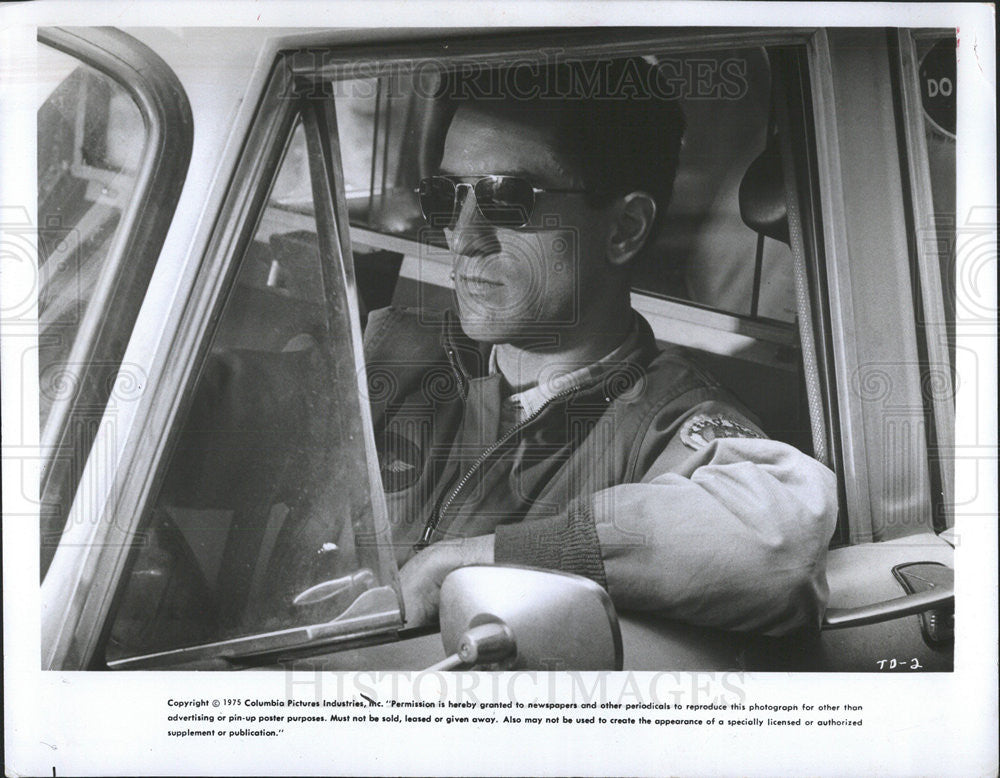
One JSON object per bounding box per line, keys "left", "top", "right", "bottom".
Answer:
{"left": 364, "top": 57, "right": 838, "bottom": 632}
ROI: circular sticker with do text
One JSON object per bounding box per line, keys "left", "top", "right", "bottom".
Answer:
{"left": 919, "top": 38, "right": 956, "bottom": 139}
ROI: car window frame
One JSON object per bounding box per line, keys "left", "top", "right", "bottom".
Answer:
{"left": 308, "top": 28, "right": 946, "bottom": 549}
{"left": 38, "top": 27, "right": 194, "bottom": 575}
{"left": 300, "top": 29, "right": 840, "bottom": 483}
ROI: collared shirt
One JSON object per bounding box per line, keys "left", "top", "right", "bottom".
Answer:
{"left": 488, "top": 315, "right": 643, "bottom": 426}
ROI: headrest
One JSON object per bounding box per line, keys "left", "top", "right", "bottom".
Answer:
{"left": 738, "top": 135, "right": 789, "bottom": 245}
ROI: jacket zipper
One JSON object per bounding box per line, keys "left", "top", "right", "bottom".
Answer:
{"left": 446, "top": 348, "right": 468, "bottom": 395}
{"left": 416, "top": 385, "right": 579, "bottom": 550}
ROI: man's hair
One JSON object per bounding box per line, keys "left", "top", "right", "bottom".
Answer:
{"left": 433, "top": 56, "right": 687, "bottom": 232}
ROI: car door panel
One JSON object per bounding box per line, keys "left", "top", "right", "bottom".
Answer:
{"left": 812, "top": 533, "right": 954, "bottom": 671}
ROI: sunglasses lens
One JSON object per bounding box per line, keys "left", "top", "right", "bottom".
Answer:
{"left": 418, "top": 177, "right": 458, "bottom": 227}
{"left": 476, "top": 176, "right": 534, "bottom": 227}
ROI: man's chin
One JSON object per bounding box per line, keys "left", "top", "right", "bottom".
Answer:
{"left": 454, "top": 308, "right": 533, "bottom": 345}
{"left": 455, "top": 315, "right": 511, "bottom": 345}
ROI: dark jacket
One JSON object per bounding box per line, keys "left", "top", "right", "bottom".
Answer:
{"left": 365, "top": 307, "right": 838, "bottom": 635}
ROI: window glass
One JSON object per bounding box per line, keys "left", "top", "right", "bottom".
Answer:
{"left": 332, "top": 49, "right": 797, "bottom": 324}
{"left": 335, "top": 73, "right": 423, "bottom": 212}
{"left": 106, "top": 119, "right": 390, "bottom": 662}
{"left": 634, "top": 48, "right": 796, "bottom": 323}
{"left": 37, "top": 44, "right": 147, "bottom": 428}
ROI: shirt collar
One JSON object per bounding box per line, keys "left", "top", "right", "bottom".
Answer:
{"left": 488, "top": 313, "right": 643, "bottom": 422}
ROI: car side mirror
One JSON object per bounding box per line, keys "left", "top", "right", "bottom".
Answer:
{"left": 433, "top": 565, "right": 623, "bottom": 670}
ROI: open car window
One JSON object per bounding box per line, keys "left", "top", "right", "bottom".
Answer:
{"left": 337, "top": 48, "right": 797, "bottom": 325}
{"left": 326, "top": 44, "right": 818, "bottom": 456}
{"left": 105, "top": 115, "right": 401, "bottom": 668}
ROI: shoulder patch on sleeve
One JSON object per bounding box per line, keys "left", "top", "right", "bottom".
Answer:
{"left": 680, "top": 412, "right": 766, "bottom": 450}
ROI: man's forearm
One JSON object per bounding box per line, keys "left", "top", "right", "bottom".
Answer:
{"left": 494, "top": 438, "right": 837, "bottom": 636}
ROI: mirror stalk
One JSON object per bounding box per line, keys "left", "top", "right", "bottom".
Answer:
{"left": 425, "top": 622, "right": 516, "bottom": 671}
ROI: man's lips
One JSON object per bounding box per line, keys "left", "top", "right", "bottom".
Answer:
{"left": 453, "top": 253, "right": 505, "bottom": 293}
{"left": 459, "top": 274, "right": 503, "bottom": 287}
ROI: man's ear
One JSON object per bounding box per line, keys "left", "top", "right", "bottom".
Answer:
{"left": 606, "top": 191, "right": 657, "bottom": 267}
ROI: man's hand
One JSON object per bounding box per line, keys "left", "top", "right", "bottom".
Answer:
{"left": 398, "top": 535, "right": 495, "bottom": 628}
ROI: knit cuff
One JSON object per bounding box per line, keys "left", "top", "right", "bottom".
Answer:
{"left": 493, "top": 499, "right": 608, "bottom": 589}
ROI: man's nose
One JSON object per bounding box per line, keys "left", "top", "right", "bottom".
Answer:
{"left": 446, "top": 185, "right": 500, "bottom": 258}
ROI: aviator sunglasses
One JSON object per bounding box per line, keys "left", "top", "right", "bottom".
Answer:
{"left": 417, "top": 175, "right": 587, "bottom": 229}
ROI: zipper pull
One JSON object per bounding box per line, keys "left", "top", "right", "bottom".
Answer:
{"left": 415, "top": 525, "right": 435, "bottom": 551}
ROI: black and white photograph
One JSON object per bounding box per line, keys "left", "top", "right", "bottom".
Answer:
{"left": 3, "top": 2, "right": 996, "bottom": 776}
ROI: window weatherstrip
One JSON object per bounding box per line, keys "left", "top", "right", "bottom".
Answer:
{"left": 290, "top": 27, "right": 817, "bottom": 82}
{"left": 772, "top": 51, "right": 829, "bottom": 467}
